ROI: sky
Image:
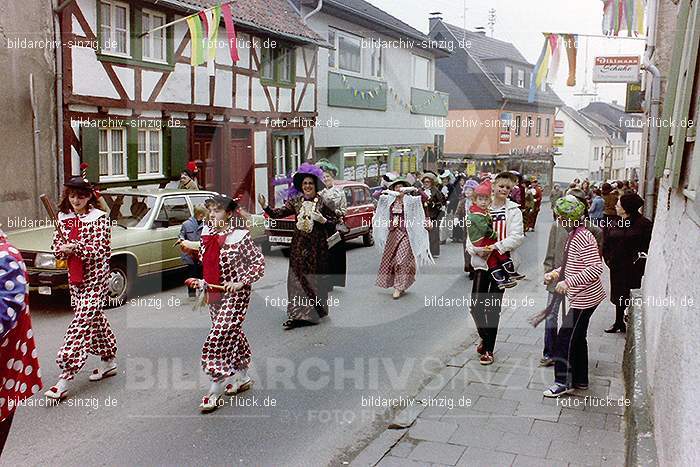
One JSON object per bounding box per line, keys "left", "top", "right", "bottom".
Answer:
{"left": 365, "top": 0, "right": 646, "bottom": 109}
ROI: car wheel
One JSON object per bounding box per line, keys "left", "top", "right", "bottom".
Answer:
{"left": 106, "top": 258, "right": 133, "bottom": 308}
{"left": 281, "top": 248, "right": 291, "bottom": 257}
{"left": 363, "top": 228, "right": 374, "bottom": 247}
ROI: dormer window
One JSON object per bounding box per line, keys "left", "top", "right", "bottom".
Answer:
{"left": 504, "top": 66, "right": 512, "bottom": 85}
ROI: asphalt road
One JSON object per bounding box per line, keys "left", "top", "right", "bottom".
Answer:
{"left": 2, "top": 207, "right": 552, "bottom": 467}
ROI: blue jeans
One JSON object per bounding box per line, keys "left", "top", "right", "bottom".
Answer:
{"left": 543, "top": 292, "right": 565, "bottom": 359}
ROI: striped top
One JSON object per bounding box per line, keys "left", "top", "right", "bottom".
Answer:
{"left": 555, "top": 228, "right": 606, "bottom": 309}
{"left": 490, "top": 205, "right": 507, "bottom": 241}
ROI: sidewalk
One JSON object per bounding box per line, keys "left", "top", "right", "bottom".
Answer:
{"left": 352, "top": 232, "right": 627, "bottom": 467}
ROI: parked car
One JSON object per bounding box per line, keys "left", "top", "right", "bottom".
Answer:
{"left": 7, "top": 188, "right": 266, "bottom": 307}
{"left": 265, "top": 181, "right": 375, "bottom": 254}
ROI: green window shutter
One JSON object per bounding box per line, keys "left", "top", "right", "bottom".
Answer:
{"left": 655, "top": 0, "right": 692, "bottom": 178}
{"left": 132, "top": 6, "right": 143, "bottom": 61}
{"left": 127, "top": 125, "right": 139, "bottom": 179}
{"left": 668, "top": 0, "right": 700, "bottom": 187}
{"left": 81, "top": 126, "right": 100, "bottom": 183}
{"left": 168, "top": 126, "right": 188, "bottom": 178}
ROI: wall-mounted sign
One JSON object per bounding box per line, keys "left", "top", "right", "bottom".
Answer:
{"left": 625, "top": 82, "right": 644, "bottom": 113}
{"left": 553, "top": 135, "right": 564, "bottom": 147}
{"left": 554, "top": 120, "right": 565, "bottom": 133}
{"left": 344, "top": 166, "right": 356, "bottom": 180}
{"left": 367, "top": 164, "right": 379, "bottom": 177}
{"left": 355, "top": 164, "right": 367, "bottom": 179}
{"left": 592, "top": 56, "right": 641, "bottom": 83}
{"left": 499, "top": 130, "right": 511, "bottom": 144}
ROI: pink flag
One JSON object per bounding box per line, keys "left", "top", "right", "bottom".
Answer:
{"left": 199, "top": 11, "right": 209, "bottom": 35}
{"left": 221, "top": 3, "right": 240, "bottom": 63}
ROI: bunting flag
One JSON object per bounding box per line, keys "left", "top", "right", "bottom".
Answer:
{"left": 601, "top": 0, "right": 646, "bottom": 36}
{"left": 205, "top": 5, "right": 221, "bottom": 76}
{"left": 564, "top": 34, "right": 578, "bottom": 87}
{"left": 528, "top": 33, "right": 552, "bottom": 103}
{"left": 527, "top": 33, "right": 579, "bottom": 103}
{"left": 186, "top": 15, "right": 206, "bottom": 66}
{"left": 221, "top": 3, "right": 240, "bottom": 63}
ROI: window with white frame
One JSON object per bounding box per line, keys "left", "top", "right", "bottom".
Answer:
{"left": 142, "top": 9, "right": 166, "bottom": 62}
{"left": 545, "top": 118, "right": 550, "bottom": 136}
{"left": 329, "top": 29, "right": 362, "bottom": 74}
{"left": 412, "top": 54, "right": 431, "bottom": 90}
{"left": 137, "top": 129, "right": 162, "bottom": 176}
{"left": 514, "top": 115, "right": 521, "bottom": 136}
{"left": 517, "top": 69, "right": 525, "bottom": 88}
{"left": 526, "top": 116, "right": 532, "bottom": 136}
{"left": 370, "top": 44, "right": 383, "bottom": 78}
{"left": 273, "top": 135, "right": 302, "bottom": 176}
{"left": 98, "top": 128, "right": 126, "bottom": 179}
{"left": 504, "top": 65, "right": 512, "bottom": 85}
{"left": 261, "top": 46, "right": 274, "bottom": 80}
{"left": 100, "top": 0, "right": 130, "bottom": 56}
{"left": 536, "top": 117, "right": 542, "bottom": 137}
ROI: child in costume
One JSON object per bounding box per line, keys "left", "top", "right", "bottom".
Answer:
{"left": 0, "top": 228, "right": 42, "bottom": 455}
{"left": 467, "top": 180, "right": 523, "bottom": 290}
{"left": 46, "top": 177, "right": 116, "bottom": 400}
{"left": 183, "top": 195, "right": 265, "bottom": 413}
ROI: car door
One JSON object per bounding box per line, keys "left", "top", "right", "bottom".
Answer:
{"left": 358, "top": 187, "right": 375, "bottom": 234}
{"left": 151, "top": 196, "right": 192, "bottom": 272}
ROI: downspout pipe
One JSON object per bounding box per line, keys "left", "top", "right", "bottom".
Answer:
{"left": 303, "top": 0, "right": 323, "bottom": 23}
{"left": 641, "top": 0, "right": 660, "bottom": 219}
{"left": 53, "top": 0, "right": 65, "bottom": 195}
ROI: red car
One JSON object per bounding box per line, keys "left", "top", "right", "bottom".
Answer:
{"left": 264, "top": 181, "right": 375, "bottom": 254}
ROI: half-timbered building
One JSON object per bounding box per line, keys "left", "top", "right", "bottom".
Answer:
{"left": 58, "top": 0, "right": 325, "bottom": 210}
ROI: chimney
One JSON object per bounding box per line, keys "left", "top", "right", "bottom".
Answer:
{"left": 429, "top": 12, "right": 442, "bottom": 31}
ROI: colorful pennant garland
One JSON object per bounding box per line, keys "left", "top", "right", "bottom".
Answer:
{"left": 185, "top": 2, "right": 238, "bottom": 74}
{"left": 528, "top": 33, "right": 578, "bottom": 103}
{"left": 601, "top": 0, "right": 646, "bottom": 37}
{"left": 338, "top": 74, "right": 448, "bottom": 113}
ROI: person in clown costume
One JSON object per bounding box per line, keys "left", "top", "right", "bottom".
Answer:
{"left": 0, "top": 227, "right": 42, "bottom": 455}
{"left": 45, "top": 176, "right": 116, "bottom": 400}
{"left": 182, "top": 195, "right": 265, "bottom": 413}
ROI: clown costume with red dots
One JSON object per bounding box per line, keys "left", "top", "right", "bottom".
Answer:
{"left": 45, "top": 177, "right": 117, "bottom": 401}
{"left": 0, "top": 228, "right": 42, "bottom": 455}
{"left": 183, "top": 195, "right": 265, "bottom": 413}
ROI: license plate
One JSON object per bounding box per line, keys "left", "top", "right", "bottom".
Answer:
{"left": 38, "top": 286, "right": 52, "bottom": 295}
{"left": 269, "top": 235, "right": 292, "bottom": 244}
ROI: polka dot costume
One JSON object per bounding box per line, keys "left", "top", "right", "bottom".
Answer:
{"left": 52, "top": 209, "right": 116, "bottom": 380}
{"left": 200, "top": 227, "right": 265, "bottom": 381}
{"left": 0, "top": 235, "right": 42, "bottom": 422}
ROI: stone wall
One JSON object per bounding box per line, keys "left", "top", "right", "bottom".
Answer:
{"left": 0, "top": 0, "right": 58, "bottom": 228}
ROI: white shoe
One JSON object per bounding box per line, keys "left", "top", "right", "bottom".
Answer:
{"left": 89, "top": 360, "right": 118, "bottom": 381}
{"left": 45, "top": 379, "right": 70, "bottom": 400}
{"left": 200, "top": 380, "right": 225, "bottom": 413}
{"left": 225, "top": 373, "right": 253, "bottom": 396}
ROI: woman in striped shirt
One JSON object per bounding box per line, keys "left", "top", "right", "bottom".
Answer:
{"left": 543, "top": 195, "right": 606, "bottom": 398}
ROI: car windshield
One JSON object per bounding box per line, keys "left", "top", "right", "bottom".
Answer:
{"left": 101, "top": 194, "right": 157, "bottom": 228}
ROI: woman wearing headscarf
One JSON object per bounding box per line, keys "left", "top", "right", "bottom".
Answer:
{"left": 374, "top": 179, "right": 433, "bottom": 299}
{"left": 602, "top": 193, "right": 653, "bottom": 333}
{"left": 421, "top": 172, "right": 445, "bottom": 258}
{"left": 46, "top": 177, "right": 116, "bottom": 400}
{"left": 0, "top": 227, "right": 42, "bottom": 455}
{"left": 543, "top": 196, "right": 606, "bottom": 397}
{"left": 316, "top": 159, "right": 348, "bottom": 289}
{"left": 258, "top": 163, "right": 338, "bottom": 330}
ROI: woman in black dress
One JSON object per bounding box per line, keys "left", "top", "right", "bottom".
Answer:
{"left": 258, "top": 164, "right": 338, "bottom": 330}
{"left": 602, "top": 193, "right": 653, "bottom": 333}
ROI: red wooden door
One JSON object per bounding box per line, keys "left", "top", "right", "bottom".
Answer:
{"left": 193, "top": 126, "right": 219, "bottom": 191}
{"left": 229, "top": 130, "right": 254, "bottom": 211}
